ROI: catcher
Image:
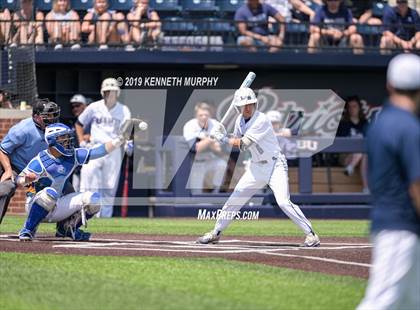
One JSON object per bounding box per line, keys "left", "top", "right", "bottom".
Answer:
{"left": 16, "top": 120, "right": 134, "bottom": 241}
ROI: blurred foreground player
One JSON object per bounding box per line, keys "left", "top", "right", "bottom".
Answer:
{"left": 17, "top": 121, "right": 134, "bottom": 241}
{"left": 357, "top": 54, "right": 420, "bottom": 310}
{"left": 196, "top": 88, "right": 320, "bottom": 247}
{"left": 0, "top": 99, "right": 60, "bottom": 224}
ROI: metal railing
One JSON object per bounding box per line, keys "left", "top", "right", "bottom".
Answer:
{"left": 0, "top": 18, "right": 419, "bottom": 53}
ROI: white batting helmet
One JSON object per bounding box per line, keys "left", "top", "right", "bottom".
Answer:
{"left": 233, "top": 87, "right": 258, "bottom": 107}
{"left": 100, "top": 78, "right": 121, "bottom": 97}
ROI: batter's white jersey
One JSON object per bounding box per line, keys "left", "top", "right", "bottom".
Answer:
{"left": 78, "top": 99, "right": 131, "bottom": 144}
{"left": 234, "top": 111, "right": 281, "bottom": 162}
{"left": 212, "top": 110, "right": 314, "bottom": 236}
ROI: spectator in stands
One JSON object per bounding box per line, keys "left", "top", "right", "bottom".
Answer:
{"left": 0, "top": 8, "right": 11, "bottom": 45}
{"left": 359, "top": 0, "right": 388, "bottom": 25}
{"left": 337, "top": 96, "right": 369, "bottom": 192}
{"left": 308, "top": 0, "right": 364, "bottom": 54}
{"left": 11, "top": 0, "right": 44, "bottom": 46}
{"left": 127, "top": 0, "right": 161, "bottom": 48}
{"left": 0, "top": 91, "right": 13, "bottom": 109}
{"left": 183, "top": 102, "right": 226, "bottom": 194}
{"left": 380, "top": 0, "right": 420, "bottom": 53}
{"left": 235, "top": 0, "right": 286, "bottom": 52}
{"left": 45, "top": 0, "right": 81, "bottom": 50}
{"left": 265, "top": 0, "right": 316, "bottom": 22}
{"left": 81, "top": 0, "right": 131, "bottom": 51}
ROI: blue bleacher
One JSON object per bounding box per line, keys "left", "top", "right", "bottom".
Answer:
{"left": 216, "top": 0, "right": 245, "bottom": 14}
{"left": 0, "top": 0, "right": 19, "bottom": 10}
{"left": 181, "top": 0, "right": 219, "bottom": 13}
{"left": 109, "top": 0, "right": 131, "bottom": 11}
{"left": 70, "top": 0, "right": 93, "bottom": 11}
{"left": 196, "top": 17, "right": 233, "bottom": 32}
{"left": 36, "top": 0, "right": 53, "bottom": 12}
{"left": 162, "top": 16, "right": 196, "bottom": 33}
{"left": 149, "top": 0, "right": 182, "bottom": 12}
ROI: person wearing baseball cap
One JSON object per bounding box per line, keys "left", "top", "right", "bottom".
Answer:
{"left": 70, "top": 94, "right": 87, "bottom": 118}
{"left": 357, "top": 53, "right": 420, "bottom": 309}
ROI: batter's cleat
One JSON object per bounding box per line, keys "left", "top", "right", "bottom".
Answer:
{"left": 56, "top": 224, "right": 91, "bottom": 241}
{"left": 19, "top": 228, "right": 34, "bottom": 241}
{"left": 302, "top": 232, "right": 320, "bottom": 247}
{"left": 196, "top": 231, "right": 221, "bottom": 244}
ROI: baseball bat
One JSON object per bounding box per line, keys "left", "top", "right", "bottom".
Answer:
{"left": 219, "top": 71, "right": 256, "bottom": 125}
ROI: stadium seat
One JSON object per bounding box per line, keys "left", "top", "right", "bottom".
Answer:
{"left": 162, "top": 16, "right": 196, "bottom": 33}
{"left": 196, "top": 17, "right": 233, "bottom": 33}
{"left": 109, "top": 0, "right": 131, "bottom": 11}
{"left": 371, "top": 1, "right": 388, "bottom": 18}
{"left": 150, "top": 0, "right": 182, "bottom": 12}
{"left": 216, "top": 0, "right": 245, "bottom": 13}
{"left": 285, "top": 23, "right": 310, "bottom": 46}
{"left": 181, "top": 0, "right": 219, "bottom": 13}
{"left": 357, "top": 24, "right": 382, "bottom": 49}
{"left": 0, "top": 0, "right": 19, "bottom": 10}
{"left": 70, "top": 0, "right": 93, "bottom": 11}
{"left": 36, "top": 0, "right": 53, "bottom": 12}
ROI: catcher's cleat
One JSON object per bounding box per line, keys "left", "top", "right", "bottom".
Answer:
{"left": 56, "top": 222, "right": 91, "bottom": 241}
{"left": 19, "top": 228, "right": 34, "bottom": 241}
{"left": 196, "top": 231, "right": 221, "bottom": 244}
{"left": 302, "top": 232, "right": 320, "bottom": 247}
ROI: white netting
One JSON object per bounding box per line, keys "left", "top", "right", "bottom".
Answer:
{"left": 1, "top": 45, "right": 37, "bottom": 107}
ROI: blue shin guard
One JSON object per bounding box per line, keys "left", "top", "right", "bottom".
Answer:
{"left": 19, "top": 202, "right": 49, "bottom": 240}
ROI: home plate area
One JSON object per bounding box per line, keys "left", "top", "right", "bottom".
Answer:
{"left": 0, "top": 234, "right": 372, "bottom": 278}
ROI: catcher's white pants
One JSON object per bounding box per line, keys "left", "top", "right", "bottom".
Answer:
{"left": 188, "top": 158, "right": 227, "bottom": 194}
{"left": 357, "top": 230, "right": 420, "bottom": 310}
{"left": 25, "top": 192, "right": 93, "bottom": 223}
{"left": 80, "top": 148, "right": 122, "bottom": 218}
{"left": 214, "top": 156, "right": 313, "bottom": 234}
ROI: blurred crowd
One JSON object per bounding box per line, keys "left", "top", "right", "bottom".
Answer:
{"left": 0, "top": 0, "right": 418, "bottom": 53}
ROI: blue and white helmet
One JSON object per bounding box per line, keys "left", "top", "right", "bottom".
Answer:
{"left": 45, "top": 123, "right": 75, "bottom": 156}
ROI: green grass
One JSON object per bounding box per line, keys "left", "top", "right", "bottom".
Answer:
{"left": 0, "top": 215, "right": 369, "bottom": 237}
{"left": 0, "top": 252, "right": 366, "bottom": 310}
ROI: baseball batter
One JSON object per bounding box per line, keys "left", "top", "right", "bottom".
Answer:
{"left": 75, "top": 78, "right": 131, "bottom": 217}
{"left": 197, "top": 88, "right": 320, "bottom": 247}
{"left": 16, "top": 121, "right": 133, "bottom": 241}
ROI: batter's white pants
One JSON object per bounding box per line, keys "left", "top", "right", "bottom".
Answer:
{"left": 214, "top": 156, "right": 313, "bottom": 235}
{"left": 80, "top": 148, "right": 122, "bottom": 218}
{"left": 357, "top": 230, "right": 420, "bottom": 310}
{"left": 25, "top": 192, "right": 96, "bottom": 223}
{"left": 188, "top": 158, "right": 227, "bottom": 194}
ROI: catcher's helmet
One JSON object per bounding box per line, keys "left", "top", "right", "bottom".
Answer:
{"left": 100, "top": 78, "right": 120, "bottom": 97}
{"left": 45, "top": 123, "right": 75, "bottom": 157}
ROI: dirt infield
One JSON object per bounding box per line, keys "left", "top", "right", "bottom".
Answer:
{"left": 0, "top": 234, "right": 371, "bottom": 279}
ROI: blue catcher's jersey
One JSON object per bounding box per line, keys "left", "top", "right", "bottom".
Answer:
{"left": 23, "top": 148, "right": 90, "bottom": 196}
